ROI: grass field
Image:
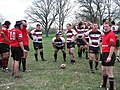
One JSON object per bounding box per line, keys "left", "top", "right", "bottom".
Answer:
{"left": 0, "top": 34, "right": 120, "bottom": 90}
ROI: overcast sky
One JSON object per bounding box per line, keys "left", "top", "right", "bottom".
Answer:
{"left": 0, "top": 0, "right": 34, "bottom": 28}
{"left": 0, "top": 0, "right": 76, "bottom": 28}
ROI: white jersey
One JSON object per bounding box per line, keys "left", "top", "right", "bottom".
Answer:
{"left": 30, "top": 29, "right": 42, "bottom": 43}
{"left": 84, "top": 29, "right": 104, "bottom": 47}
{"left": 66, "top": 29, "right": 77, "bottom": 42}
{"left": 52, "top": 37, "right": 65, "bottom": 47}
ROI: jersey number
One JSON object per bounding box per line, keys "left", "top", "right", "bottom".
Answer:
{"left": 10, "top": 32, "right": 16, "bottom": 40}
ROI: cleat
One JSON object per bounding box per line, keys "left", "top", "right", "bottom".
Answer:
{"left": 90, "top": 69, "right": 95, "bottom": 73}
{"left": 42, "top": 58, "right": 46, "bottom": 61}
{"left": 71, "top": 60, "right": 76, "bottom": 64}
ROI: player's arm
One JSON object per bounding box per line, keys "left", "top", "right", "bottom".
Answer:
{"left": 106, "top": 36, "right": 116, "bottom": 62}
{"left": 28, "top": 32, "right": 33, "bottom": 40}
{"left": 82, "top": 34, "right": 88, "bottom": 45}
{"left": 0, "top": 31, "right": 6, "bottom": 41}
{"left": 52, "top": 38, "right": 56, "bottom": 49}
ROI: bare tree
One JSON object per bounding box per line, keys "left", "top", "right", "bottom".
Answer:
{"left": 25, "top": 0, "right": 59, "bottom": 37}
{"left": 76, "top": 0, "right": 120, "bottom": 25}
{"left": 56, "top": 0, "right": 72, "bottom": 31}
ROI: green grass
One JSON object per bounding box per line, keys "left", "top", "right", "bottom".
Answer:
{"left": 0, "top": 34, "right": 120, "bottom": 90}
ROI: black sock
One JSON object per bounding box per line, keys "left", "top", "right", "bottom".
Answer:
{"left": 34, "top": 53, "right": 38, "bottom": 61}
{"left": 78, "top": 51, "right": 82, "bottom": 58}
{"left": 0, "top": 59, "right": 2, "bottom": 68}
{"left": 83, "top": 48, "right": 85, "bottom": 53}
{"left": 89, "top": 60, "right": 93, "bottom": 70}
{"left": 109, "top": 77, "right": 114, "bottom": 90}
{"left": 95, "top": 61, "right": 99, "bottom": 69}
{"left": 100, "top": 53, "right": 102, "bottom": 61}
{"left": 40, "top": 52, "right": 44, "bottom": 60}
{"left": 54, "top": 54, "right": 57, "bottom": 61}
{"left": 19, "top": 59, "right": 21, "bottom": 70}
{"left": 22, "top": 58, "right": 26, "bottom": 71}
{"left": 102, "top": 74, "right": 108, "bottom": 87}
{"left": 63, "top": 53, "right": 66, "bottom": 61}
{"left": 86, "top": 52, "right": 88, "bottom": 59}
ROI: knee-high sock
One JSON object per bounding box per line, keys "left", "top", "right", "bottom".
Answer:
{"left": 95, "top": 61, "right": 99, "bottom": 69}
{"left": 40, "top": 52, "right": 44, "bottom": 60}
{"left": 63, "top": 53, "right": 66, "bottom": 61}
{"left": 19, "top": 59, "right": 21, "bottom": 70}
{"left": 78, "top": 49, "right": 82, "bottom": 58}
{"left": 34, "top": 53, "right": 38, "bottom": 61}
{"left": 0, "top": 59, "right": 2, "bottom": 68}
{"left": 89, "top": 60, "right": 93, "bottom": 70}
{"left": 54, "top": 54, "right": 57, "bottom": 61}
{"left": 2, "top": 58, "right": 9, "bottom": 69}
{"left": 102, "top": 74, "right": 108, "bottom": 87}
{"left": 22, "top": 58, "right": 26, "bottom": 71}
{"left": 86, "top": 52, "right": 88, "bottom": 58}
{"left": 100, "top": 53, "right": 102, "bottom": 61}
{"left": 109, "top": 77, "right": 114, "bottom": 90}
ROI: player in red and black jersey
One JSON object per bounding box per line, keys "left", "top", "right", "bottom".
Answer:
{"left": 0, "top": 21, "right": 11, "bottom": 72}
{"left": 9, "top": 21, "right": 27, "bottom": 78}
{"left": 19, "top": 20, "right": 29, "bottom": 72}
{"left": 100, "top": 22, "right": 117, "bottom": 90}
{"left": 29, "top": 24, "right": 46, "bottom": 62}
{"left": 52, "top": 33, "right": 66, "bottom": 62}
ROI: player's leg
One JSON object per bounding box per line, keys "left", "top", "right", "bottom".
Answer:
{"left": 21, "top": 46, "right": 29, "bottom": 72}
{"left": 39, "top": 43, "right": 46, "bottom": 61}
{"left": 61, "top": 49, "right": 66, "bottom": 62}
{"left": 54, "top": 49, "right": 59, "bottom": 62}
{"left": 33, "top": 42, "right": 38, "bottom": 61}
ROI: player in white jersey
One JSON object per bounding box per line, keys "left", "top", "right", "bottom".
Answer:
{"left": 66, "top": 23, "right": 78, "bottom": 64}
{"left": 29, "top": 24, "right": 46, "bottom": 62}
{"left": 75, "top": 22, "right": 89, "bottom": 59}
{"left": 111, "top": 21, "right": 120, "bottom": 62}
{"left": 52, "top": 33, "right": 66, "bottom": 62}
{"left": 82, "top": 24, "right": 104, "bottom": 73}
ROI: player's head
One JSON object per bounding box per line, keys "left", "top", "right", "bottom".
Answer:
{"left": 93, "top": 24, "right": 98, "bottom": 30}
{"left": 66, "top": 23, "right": 72, "bottom": 30}
{"left": 3, "top": 21, "right": 11, "bottom": 29}
{"left": 21, "top": 20, "right": 27, "bottom": 28}
{"left": 55, "top": 33, "right": 60, "bottom": 39}
{"left": 36, "top": 24, "right": 41, "bottom": 30}
{"left": 14, "top": 21, "right": 22, "bottom": 30}
{"left": 103, "top": 22, "right": 111, "bottom": 33}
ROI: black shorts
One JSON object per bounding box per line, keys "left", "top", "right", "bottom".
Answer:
{"left": 0, "top": 43, "right": 10, "bottom": 53}
{"left": 116, "top": 39, "right": 120, "bottom": 48}
{"left": 11, "top": 47, "right": 23, "bottom": 61}
{"left": 67, "top": 42, "right": 75, "bottom": 49}
{"left": 77, "top": 38, "right": 86, "bottom": 47}
{"left": 102, "top": 52, "right": 116, "bottom": 66}
{"left": 86, "top": 37, "right": 89, "bottom": 42}
{"left": 55, "top": 46, "right": 64, "bottom": 50}
{"left": 33, "top": 42, "right": 43, "bottom": 50}
{"left": 89, "top": 46, "right": 100, "bottom": 54}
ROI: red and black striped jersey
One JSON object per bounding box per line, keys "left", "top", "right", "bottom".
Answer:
{"left": 30, "top": 29, "right": 42, "bottom": 43}
{"left": 84, "top": 29, "right": 104, "bottom": 47}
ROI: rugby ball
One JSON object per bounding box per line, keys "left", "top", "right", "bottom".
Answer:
{"left": 60, "top": 64, "right": 66, "bottom": 69}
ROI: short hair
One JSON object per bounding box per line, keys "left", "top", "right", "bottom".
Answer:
{"left": 36, "top": 24, "right": 40, "bottom": 27}
{"left": 14, "top": 21, "right": 22, "bottom": 29}
{"left": 67, "top": 23, "right": 71, "bottom": 26}
{"left": 3, "top": 21, "right": 11, "bottom": 26}
{"left": 103, "top": 19, "right": 108, "bottom": 23}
